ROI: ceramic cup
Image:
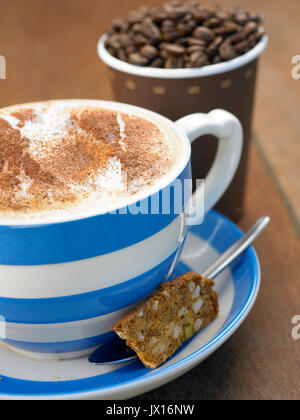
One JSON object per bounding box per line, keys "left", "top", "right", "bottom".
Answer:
{"left": 98, "top": 34, "right": 268, "bottom": 221}
{"left": 0, "top": 99, "right": 242, "bottom": 360}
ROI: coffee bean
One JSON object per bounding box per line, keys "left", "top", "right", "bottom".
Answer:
{"left": 150, "top": 57, "right": 165, "bottom": 67}
{"left": 249, "top": 12, "right": 264, "bottom": 23}
{"left": 152, "top": 11, "right": 169, "bottom": 23}
{"left": 176, "top": 56, "right": 185, "bottom": 68}
{"left": 106, "top": 47, "right": 117, "bottom": 57}
{"left": 127, "top": 11, "right": 147, "bottom": 24}
{"left": 135, "top": 33, "right": 150, "bottom": 47}
{"left": 247, "top": 31, "right": 264, "bottom": 48}
{"left": 193, "top": 26, "right": 215, "bottom": 42}
{"left": 192, "top": 9, "right": 212, "bottom": 23}
{"left": 161, "top": 43, "right": 186, "bottom": 56}
{"left": 182, "top": 13, "right": 193, "bottom": 22}
{"left": 204, "top": 17, "right": 222, "bottom": 28}
{"left": 159, "top": 49, "right": 169, "bottom": 59}
{"left": 243, "top": 21, "right": 259, "bottom": 37}
{"left": 187, "top": 37, "right": 207, "bottom": 46}
{"left": 187, "top": 45, "right": 205, "bottom": 54}
{"left": 140, "top": 45, "right": 158, "bottom": 60}
{"left": 141, "top": 18, "right": 161, "bottom": 42}
{"left": 193, "top": 56, "right": 209, "bottom": 67}
{"left": 175, "top": 37, "right": 190, "bottom": 45}
{"left": 215, "top": 21, "right": 241, "bottom": 35}
{"left": 209, "top": 36, "right": 223, "bottom": 49}
{"left": 107, "top": 34, "right": 122, "bottom": 51}
{"left": 126, "top": 45, "right": 138, "bottom": 54}
{"left": 128, "top": 52, "right": 149, "bottom": 66}
{"left": 105, "top": 1, "right": 265, "bottom": 68}
{"left": 162, "top": 19, "right": 175, "bottom": 32}
{"left": 170, "top": 0, "right": 184, "bottom": 7}
{"left": 107, "top": 28, "right": 115, "bottom": 36}
{"left": 190, "top": 50, "right": 208, "bottom": 64}
{"left": 176, "top": 22, "right": 191, "bottom": 36}
{"left": 234, "top": 11, "right": 248, "bottom": 26}
{"left": 213, "top": 55, "right": 222, "bottom": 64}
{"left": 132, "top": 23, "right": 142, "bottom": 33}
{"left": 219, "top": 41, "right": 238, "bottom": 61}
{"left": 185, "top": 19, "right": 198, "bottom": 32}
{"left": 119, "top": 34, "right": 134, "bottom": 48}
{"left": 165, "top": 55, "right": 179, "bottom": 69}
{"left": 120, "top": 22, "right": 130, "bottom": 33}
{"left": 117, "top": 48, "right": 128, "bottom": 61}
{"left": 191, "top": 10, "right": 205, "bottom": 23}
{"left": 164, "top": 5, "right": 188, "bottom": 20}
{"left": 216, "top": 11, "right": 230, "bottom": 23}
{"left": 207, "top": 36, "right": 223, "bottom": 59}
{"left": 112, "top": 18, "right": 125, "bottom": 31}
{"left": 162, "top": 30, "right": 181, "bottom": 43}
{"left": 234, "top": 40, "right": 250, "bottom": 54}
{"left": 175, "top": 57, "right": 184, "bottom": 68}
{"left": 228, "top": 32, "right": 246, "bottom": 44}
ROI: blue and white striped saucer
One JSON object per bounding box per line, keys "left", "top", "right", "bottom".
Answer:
{"left": 0, "top": 211, "right": 260, "bottom": 400}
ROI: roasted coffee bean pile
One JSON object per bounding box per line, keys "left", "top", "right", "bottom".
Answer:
{"left": 105, "top": 1, "right": 265, "bottom": 68}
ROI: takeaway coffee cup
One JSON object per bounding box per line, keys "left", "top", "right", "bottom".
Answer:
{"left": 98, "top": 34, "right": 267, "bottom": 221}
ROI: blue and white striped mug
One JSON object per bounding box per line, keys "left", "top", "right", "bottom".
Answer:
{"left": 0, "top": 100, "right": 242, "bottom": 360}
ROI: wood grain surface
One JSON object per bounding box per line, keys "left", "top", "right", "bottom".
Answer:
{"left": 0, "top": 0, "right": 299, "bottom": 400}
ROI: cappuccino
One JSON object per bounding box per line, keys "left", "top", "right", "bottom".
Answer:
{"left": 0, "top": 100, "right": 179, "bottom": 222}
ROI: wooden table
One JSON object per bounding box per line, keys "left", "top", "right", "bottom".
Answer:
{"left": 0, "top": 0, "right": 299, "bottom": 400}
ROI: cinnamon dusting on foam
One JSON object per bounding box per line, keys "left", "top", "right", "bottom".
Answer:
{"left": 0, "top": 102, "right": 173, "bottom": 220}
{"left": 11, "top": 108, "right": 37, "bottom": 128}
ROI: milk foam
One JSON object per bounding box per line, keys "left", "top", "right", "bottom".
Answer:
{"left": 0, "top": 100, "right": 181, "bottom": 223}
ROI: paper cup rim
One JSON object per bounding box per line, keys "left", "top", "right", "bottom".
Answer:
{"left": 98, "top": 33, "right": 268, "bottom": 79}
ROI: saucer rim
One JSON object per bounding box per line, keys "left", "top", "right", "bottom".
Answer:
{"left": 0, "top": 210, "right": 261, "bottom": 400}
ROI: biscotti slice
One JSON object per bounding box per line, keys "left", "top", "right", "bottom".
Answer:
{"left": 112, "top": 272, "right": 219, "bottom": 369}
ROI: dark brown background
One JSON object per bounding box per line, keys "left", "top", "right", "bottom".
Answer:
{"left": 0, "top": 0, "right": 299, "bottom": 400}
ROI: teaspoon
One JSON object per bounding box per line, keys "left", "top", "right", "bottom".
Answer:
{"left": 89, "top": 216, "right": 270, "bottom": 366}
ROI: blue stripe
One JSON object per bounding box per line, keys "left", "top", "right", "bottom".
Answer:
{"left": 3, "top": 331, "right": 115, "bottom": 354}
{"left": 0, "top": 163, "right": 191, "bottom": 265}
{"left": 0, "top": 248, "right": 182, "bottom": 324}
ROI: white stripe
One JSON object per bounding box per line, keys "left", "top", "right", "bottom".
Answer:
{"left": 2, "top": 344, "right": 99, "bottom": 361}
{"left": 0, "top": 215, "right": 186, "bottom": 299}
{"left": 3, "top": 303, "right": 135, "bottom": 343}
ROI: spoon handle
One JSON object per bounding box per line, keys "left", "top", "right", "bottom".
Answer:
{"left": 202, "top": 216, "right": 270, "bottom": 280}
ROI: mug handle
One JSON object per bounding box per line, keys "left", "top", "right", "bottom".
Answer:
{"left": 175, "top": 109, "right": 243, "bottom": 225}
